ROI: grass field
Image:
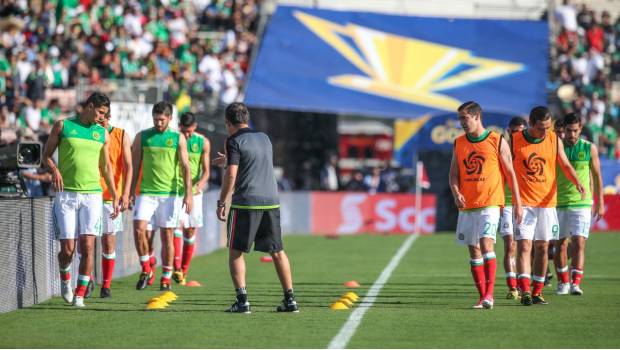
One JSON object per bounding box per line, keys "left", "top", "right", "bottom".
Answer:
{"left": 1, "top": 232, "right": 619, "bottom": 348}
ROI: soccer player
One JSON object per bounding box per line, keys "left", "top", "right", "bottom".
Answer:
{"left": 42, "top": 92, "right": 119, "bottom": 307}
{"left": 449, "top": 101, "right": 522, "bottom": 309}
{"left": 130, "top": 101, "right": 193, "bottom": 291}
{"left": 512, "top": 106, "right": 584, "bottom": 306}
{"left": 499, "top": 116, "right": 527, "bottom": 300}
{"left": 97, "top": 111, "right": 132, "bottom": 298}
{"left": 214, "top": 102, "right": 298, "bottom": 313}
{"left": 172, "top": 112, "right": 210, "bottom": 285}
{"left": 554, "top": 113, "right": 605, "bottom": 296}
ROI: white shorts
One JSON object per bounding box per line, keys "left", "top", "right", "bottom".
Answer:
{"left": 456, "top": 207, "right": 500, "bottom": 246}
{"left": 102, "top": 202, "right": 123, "bottom": 234}
{"left": 515, "top": 207, "right": 559, "bottom": 241}
{"left": 134, "top": 195, "right": 181, "bottom": 228}
{"left": 180, "top": 193, "right": 203, "bottom": 228}
{"left": 53, "top": 191, "right": 103, "bottom": 240}
{"left": 499, "top": 206, "right": 514, "bottom": 237}
{"left": 557, "top": 208, "right": 591, "bottom": 239}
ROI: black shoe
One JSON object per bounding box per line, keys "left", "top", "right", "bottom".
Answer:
{"left": 521, "top": 292, "right": 533, "bottom": 306}
{"left": 85, "top": 280, "right": 95, "bottom": 298}
{"left": 160, "top": 282, "right": 171, "bottom": 291}
{"left": 532, "top": 294, "right": 549, "bottom": 305}
{"left": 276, "top": 297, "right": 299, "bottom": 313}
{"left": 100, "top": 287, "right": 111, "bottom": 298}
{"left": 545, "top": 273, "right": 553, "bottom": 287}
{"left": 226, "top": 298, "right": 251, "bottom": 313}
{"left": 136, "top": 272, "right": 151, "bottom": 290}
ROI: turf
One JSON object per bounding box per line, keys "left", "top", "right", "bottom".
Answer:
{"left": 0, "top": 233, "right": 619, "bottom": 348}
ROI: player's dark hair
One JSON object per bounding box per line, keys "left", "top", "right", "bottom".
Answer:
{"left": 508, "top": 116, "right": 527, "bottom": 128}
{"left": 225, "top": 102, "right": 250, "bottom": 125}
{"left": 85, "top": 92, "right": 110, "bottom": 109}
{"left": 563, "top": 112, "right": 581, "bottom": 126}
{"left": 457, "top": 101, "right": 482, "bottom": 116}
{"left": 152, "top": 101, "right": 173, "bottom": 116}
{"left": 180, "top": 112, "right": 197, "bottom": 127}
{"left": 529, "top": 106, "right": 552, "bottom": 124}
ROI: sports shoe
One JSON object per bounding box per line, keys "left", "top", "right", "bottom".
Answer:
{"left": 172, "top": 270, "right": 184, "bottom": 284}
{"left": 61, "top": 280, "right": 73, "bottom": 303}
{"left": 226, "top": 298, "right": 251, "bottom": 314}
{"left": 506, "top": 289, "right": 519, "bottom": 300}
{"left": 72, "top": 296, "right": 85, "bottom": 308}
{"left": 136, "top": 272, "right": 151, "bottom": 290}
{"left": 570, "top": 284, "right": 583, "bottom": 296}
{"left": 472, "top": 298, "right": 484, "bottom": 309}
{"left": 521, "top": 292, "right": 533, "bottom": 306}
{"left": 544, "top": 273, "right": 553, "bottom": 287}
{"left": 276, "top": 297, "right": 299, "bottom": 313}
{"left": 532, "top": 294, "right": 548, "bottom": 305}
{"left": 160, "top": 282, "right": 171, "bottom": 291}
{"left": 85, "top": 280, "right": 95, "bottom": 298}
{"left": 100, "top": 287, "right": 111, "bottom": 298}
{"left": 482, "top": 298, "right": 494, "bottom": 310}
{"left": 556, "top": 283, "right": 570, "bottom": 295}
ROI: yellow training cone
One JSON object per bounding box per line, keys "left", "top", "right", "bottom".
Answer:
{"left": 147, "top": 297, "right": 169, "bottom": 306}
{"left": 158, "top": 295, "right": 176, "bottom": 303}
{"left": 330, "top": 302, "right": 349, "bottom": 310}
{"left": 146, "top": 301, "right": 167, "bottom": 310}
{"left": 338, "top": 298, "right": 353, "bottom": 307}
{"left": 344, "top": 292, "right": 359, "bottom": 302}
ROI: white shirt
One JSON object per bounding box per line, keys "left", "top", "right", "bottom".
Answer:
{"left": 555, "top": 5, "right": 578, "bottom": 32}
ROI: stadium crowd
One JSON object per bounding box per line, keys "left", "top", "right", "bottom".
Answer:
{"left": 552, "top": 0, "right": 620, "bottom": 160}
{"left": 0, "top": 0, "right": 261, "bottom": 144}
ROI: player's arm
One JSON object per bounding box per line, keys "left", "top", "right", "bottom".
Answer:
{"left": 448, "top": 145, "right": 465, "bottom": 208}
{"left": 557, "top": 137, "right": 585, "bottom": 197}
{"left": 195, "top": 137, "right": 211, "bottom": 193}
{"left": 100, "top": 129, "right": 119, "bottom": 218}
{"left": 589, "top": 142, "right": 605, "bottom": 221}
{"left": 177, "top": 133, "right": 193, "bottom": 213}
{"left": 129, "top": 132, "right": 143, "bottom": 201}
{"left": 120, "top": 131, "right": 133, "bottom": 211}
{"left": 42, "top": 119, "right": 64, "bottom": 191}
{"left": 498, "top": 137, "right": 523, "bottom": 224}
{"left": 217, "top": 137, "right": 239, "bottom": 221}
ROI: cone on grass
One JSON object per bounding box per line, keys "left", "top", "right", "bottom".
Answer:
{"left": 185, "top": 280, "right": 201, "bottom": 287}
{"left": 147, "top": 297, "right": 169, "bottom": 306}
{"left": 339, "top": 298, "right": 353, "bottom": 307}
{"left": 344, "top": 280, "right": 360, "bottom": 288}
{"left": 330, "top": 301, "right": 349, "bottom": 310}
{"left": 260, "top": 256, "right": 273, "bottom": 263}
{"left": 146, "top": 301, "right": 167, "bottom": 310}
{"left": 344, "top": 292, "right": 360, "bottom": 302}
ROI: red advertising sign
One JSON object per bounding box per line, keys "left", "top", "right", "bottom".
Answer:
{"left": 592, "top": 195, "right": 620, "bottom": 232}
{"left": 310, "top": 192, "right": 436, "bottom": 234}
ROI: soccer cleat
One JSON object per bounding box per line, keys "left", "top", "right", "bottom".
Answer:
{"left": 85, "top": 280, "right": 95, "bottom": 298}
{"left": 482, "top": 298, "right": 494, "bottom": 310}
{"left": 72, "top": 296, "right": 85, "bottom": 308}
{"left": 556, "top": 283, "right": 570, "bottom": 295}
{"left": 100, "top": 287, "right": 111, "bottom": 298}
{"left": 160, "top": 282, "right": 171, "bottom": 291}
{"left": 172, "top": 270, "right": 184, "bottom": 284}
{"left": 521, "top": 292, "right": 533, "bottom": 306}
{"left": 506, "top": 289, "right": 520, "bottom": 300}
{"left": 532, "top": 294, "right": 548, "bottom": 305}
{"left": 544, "top": 273, "right": 553, "bottom": 287}
{"left": 226, "top": 299, "right": 251, "bottom": 314}
{"left": 136, "top": 272, "right": 151, "bottom": 290}
{"left": 472, "top": 298, "right": 484, "bottom": 309}
{"left": 570, "top": 284, "right": 583, "bottom": 296}
{"left": 61, "top": 280, "right": 73, "bottom": 303}
{"left": 276, "top": 297, "right": 300, "bottom": 313}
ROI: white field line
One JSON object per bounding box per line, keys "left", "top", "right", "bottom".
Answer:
{"left": 327, "top": 234, "right": 420, "bottom": 349}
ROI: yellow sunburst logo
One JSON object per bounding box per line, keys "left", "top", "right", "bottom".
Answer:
{"left": 92, "top": 131, "right": 101, "bottom": 140}
{"left": 166, "top": 138, "right": 174, "bottom": 147}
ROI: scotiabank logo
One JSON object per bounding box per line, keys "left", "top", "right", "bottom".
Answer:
{"left": 311, "top": 193, "right": 436, "bottom": 234}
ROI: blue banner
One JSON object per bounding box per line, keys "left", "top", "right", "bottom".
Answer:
{"left": 245, "top": 6, "right": 548, "bottom": 119}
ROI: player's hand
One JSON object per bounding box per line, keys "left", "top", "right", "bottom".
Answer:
{"left": 120, "top": 193, "right": 130, "bottom": 212}
{"left": 51, "top": 168, "right": 64, "bottom": 192}
{"left": 110, "top": 197, "right": 120, "bottom": 219}
{"left": 576, "top": 182, "right": 586, "bottom": 200}
{"left": 453, "top": 192, "right": 466, "bottom": 208}
{"left": 593, "top": 202, "right": 605, "bottom": 223}
{"left": 128, "top": 194, "right": 135, "bottom": 210}
{"left": 183, "top": 194, "right": 193, "bottom": 214}
{"left": 211, "top": 152, "right": 226, "bottom": 167}
{"left": 513, "top": 202, "right": 523, "bottom": 225}
{"left": 216, "top": 205, "right": 226, "bottom": 222}
{"left": 194, "top": 180, "right": 207, "bottom": 195}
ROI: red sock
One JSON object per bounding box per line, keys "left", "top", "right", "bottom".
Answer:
{"left": 75, "top": 275, "right": 90, "bottom": 297}
{"left": 102, "top": 252, "right": 116, "bottom": 289}
{"left": 483, "top": 253, "right": 496, "bottom": 300}
{"left": 470, "top": 259, "right": 486, "bottom": 298}
{"left": 532, "top": 275, "right": 545, "bottom": 296}
{"left": 572, "top": 268, "right": 583, "bottom": 285}
{"left": 59, "top": 266, "right": 71, "bottom": 282}
{"left": 557, "top": 266, "right": 570, "bottom": 284}
{"left": 181, "top": 236, "right": 196, "bottom": 275}
{"left": 506, "top": 272, "right": 517, "bottom": 290}
{"left": 139, "top": 255, "right": 151, "bottom": 274}
{"left": 518, "top": 274, "right": 531, "bottom": 293}
{"left": 149, "top": 253, "right": 156, "bottom": 268}
{"left": 173, "top": 230, "right": 183, "bottom": 271}
{"left": 161, "top": 266, "right": 172, "bottom": 284}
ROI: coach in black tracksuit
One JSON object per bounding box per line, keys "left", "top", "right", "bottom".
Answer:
{"left": 214, "top": 102, "right": 299, "bottom": 314}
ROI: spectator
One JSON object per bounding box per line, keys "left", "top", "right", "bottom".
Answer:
{"left": 364, "top": 166, "right": 386, "bottom": 195}
{"left": 346, "top": 171, "right": 368, "bottom": 192}
{"left": 555, "top": 0, "right": 578, "bottom": 33}
{"left": 320, "top": 153, "right": 340, "bottom": 191}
